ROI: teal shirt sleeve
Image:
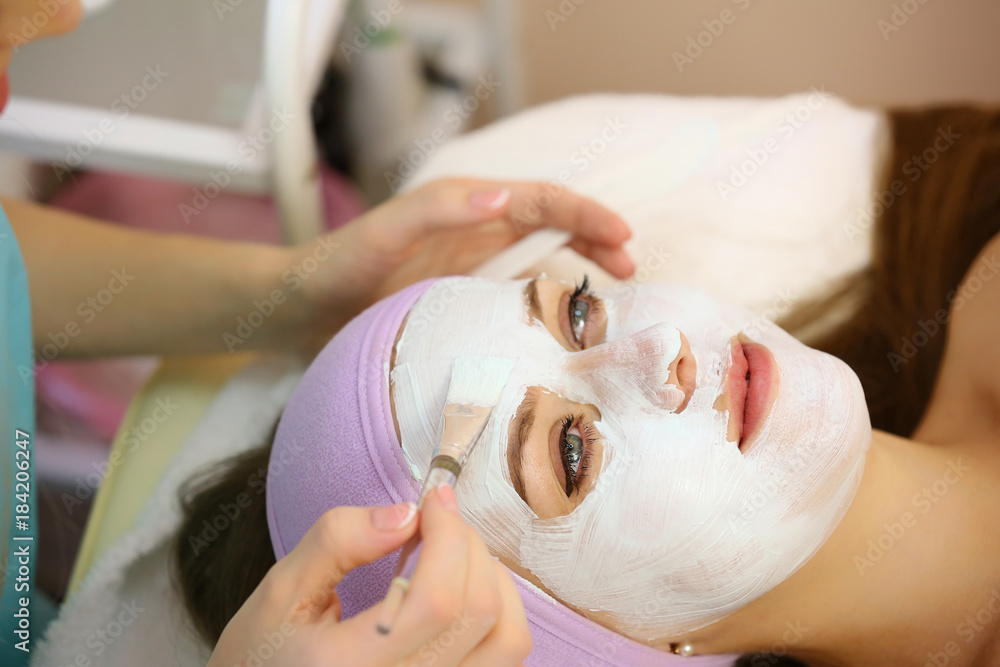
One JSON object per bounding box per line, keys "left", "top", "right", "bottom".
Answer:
{"left": 0, "top": 204, "right": 38, "bottom": 666}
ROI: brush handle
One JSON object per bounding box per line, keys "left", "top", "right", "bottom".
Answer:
{"left": 376, "top": 526, "right": 424, "bottom": 635}
{"left": 422, "top": 457, "right": 461, "bottom": 491}
{"left": 375, "top": 462, "right": 458, "bottom": 635}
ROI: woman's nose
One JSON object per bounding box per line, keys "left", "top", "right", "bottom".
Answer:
{"left": 666, "top": 332, "right": 695, "bottom": 413}
{"left": 565, "top": 323, "right": 697, "bottom": 413}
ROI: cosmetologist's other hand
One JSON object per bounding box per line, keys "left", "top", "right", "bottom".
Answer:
{"left": 282, "top": 178, "right": 633, "bottom": 351}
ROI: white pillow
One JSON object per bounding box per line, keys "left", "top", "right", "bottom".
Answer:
{"left": 404, "top": 92, "right": 887, "bottom": 317}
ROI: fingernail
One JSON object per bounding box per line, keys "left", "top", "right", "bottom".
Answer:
{"left": 623, "top": 252, "right": 637, "bottom": 276}
{"left": 469, "top": 188, "right": 511, "bottom": 211}
{"left": 435, "top": 484, "right": 459, "bottom": 513}
{"left": 370, "top": 502, "right": 418, "bottom": 531}
{"left": 620, "top": 217, "right": 633, "bottom": 239}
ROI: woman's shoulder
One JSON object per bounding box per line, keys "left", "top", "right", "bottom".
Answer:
{"left": 914, "top": 230, "right": 1000, "bottom": 445}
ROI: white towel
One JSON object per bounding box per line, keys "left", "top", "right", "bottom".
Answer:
{"left": 405, "top": 92, "right": 887, "bottom": 316}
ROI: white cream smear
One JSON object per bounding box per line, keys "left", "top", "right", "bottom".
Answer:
{"left": 391, "top": 277, "right": 871, "bottom": 641}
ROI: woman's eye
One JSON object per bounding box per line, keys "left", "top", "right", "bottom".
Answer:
{"left": 566, "top": 275, "right": 595, "bottom": 349}
{"left": 569, "top": 298, "right": 590, "bottom": 345}
{"left": 559, "top": 415, "right": 592, "bottom": 496}
{"left": 550, "top": 274, "right": 606, "bottom": 352}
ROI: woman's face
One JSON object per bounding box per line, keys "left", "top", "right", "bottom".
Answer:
{"left": 390, "top": 276, "right": 870, "bottom": 640}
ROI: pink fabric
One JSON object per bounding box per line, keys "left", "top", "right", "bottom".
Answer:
{"left": 266, "top": 278, "right": 740, "bottom": 666}
{"left": 50, "top": 167, "right": 364, "bottom": 242}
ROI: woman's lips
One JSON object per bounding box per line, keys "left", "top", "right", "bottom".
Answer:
{"left": 718, "top": 335, "right": 778, "bottom": 454}
{"left": 739, "top": 337, "right": 778, "bottom": 454}
{"left": 723, "top": 339, "right": 749, "bottom": 445}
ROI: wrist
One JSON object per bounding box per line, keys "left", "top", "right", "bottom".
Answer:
{"left": 249, "top": 240, "right": 356, "bottom": 356}
{"left": 231, "top": 243, "right": 312, "bottom": 353}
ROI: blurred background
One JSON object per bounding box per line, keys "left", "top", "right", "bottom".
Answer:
{"left": 503, "top": 0, "right": 1000, "bottom": 108}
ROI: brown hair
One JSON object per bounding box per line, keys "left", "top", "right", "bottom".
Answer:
{"left": 781, "top": 105, "right": 1000, "bottom": 436}
{"left": 172, "top": 432, "right": 276, "bottom": 645}
{"left": 172, "top": 104, "right": 1000, "bottom": 662}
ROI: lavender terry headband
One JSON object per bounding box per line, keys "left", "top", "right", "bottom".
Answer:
{"left": 266, "top": 277, "right": 739, "bottom": 666}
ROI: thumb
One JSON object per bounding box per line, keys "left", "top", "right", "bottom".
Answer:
{"left": 281, "top": 503, "right": 419, "bottom": 597}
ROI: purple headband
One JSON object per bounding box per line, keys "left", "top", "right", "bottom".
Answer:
{"left": 266, "top": 277, "right": 739, "bottom": 666}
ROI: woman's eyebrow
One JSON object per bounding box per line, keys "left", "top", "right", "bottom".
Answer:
{"left": 524, "top": 277, "right": 542, "bottom": 322}
{"left": 507, "top": 388, "right": 539, "bottom": 503}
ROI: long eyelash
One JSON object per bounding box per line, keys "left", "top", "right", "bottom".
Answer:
{"left": 560, "top": 413, "right": 597, "bottom": 496}
{"left": 570, "top": 275, "right": 593, "bottom": 302}
{"left": 568, "top": 275, "right": 597, "bottom": 347}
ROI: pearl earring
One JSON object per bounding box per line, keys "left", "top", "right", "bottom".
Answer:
{"left": 670, "top": 642, "right": 695, "bottom": 657}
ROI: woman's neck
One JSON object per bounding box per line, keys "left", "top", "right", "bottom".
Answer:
{"left": 685, "top": 428, "right": 1000, "bottom": 666}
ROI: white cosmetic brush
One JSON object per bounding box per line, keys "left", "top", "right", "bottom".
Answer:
{"left": 375, "top": 356, "right": 515, "bottom": 635}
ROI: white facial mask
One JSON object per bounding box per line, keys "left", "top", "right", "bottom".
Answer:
{"left": 391, "top": 277, "right": 871, "bottom": 640}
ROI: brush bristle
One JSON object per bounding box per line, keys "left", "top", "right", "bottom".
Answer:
{"left": 445, "top": 357, "right": 514, "bottom": 406}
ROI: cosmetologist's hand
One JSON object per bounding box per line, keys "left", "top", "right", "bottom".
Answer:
{"left": 283, "top": 178, "right": 633, "bottom": 351}
{"left": 206, "top": 486, "right": 532, "bottom": 667}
